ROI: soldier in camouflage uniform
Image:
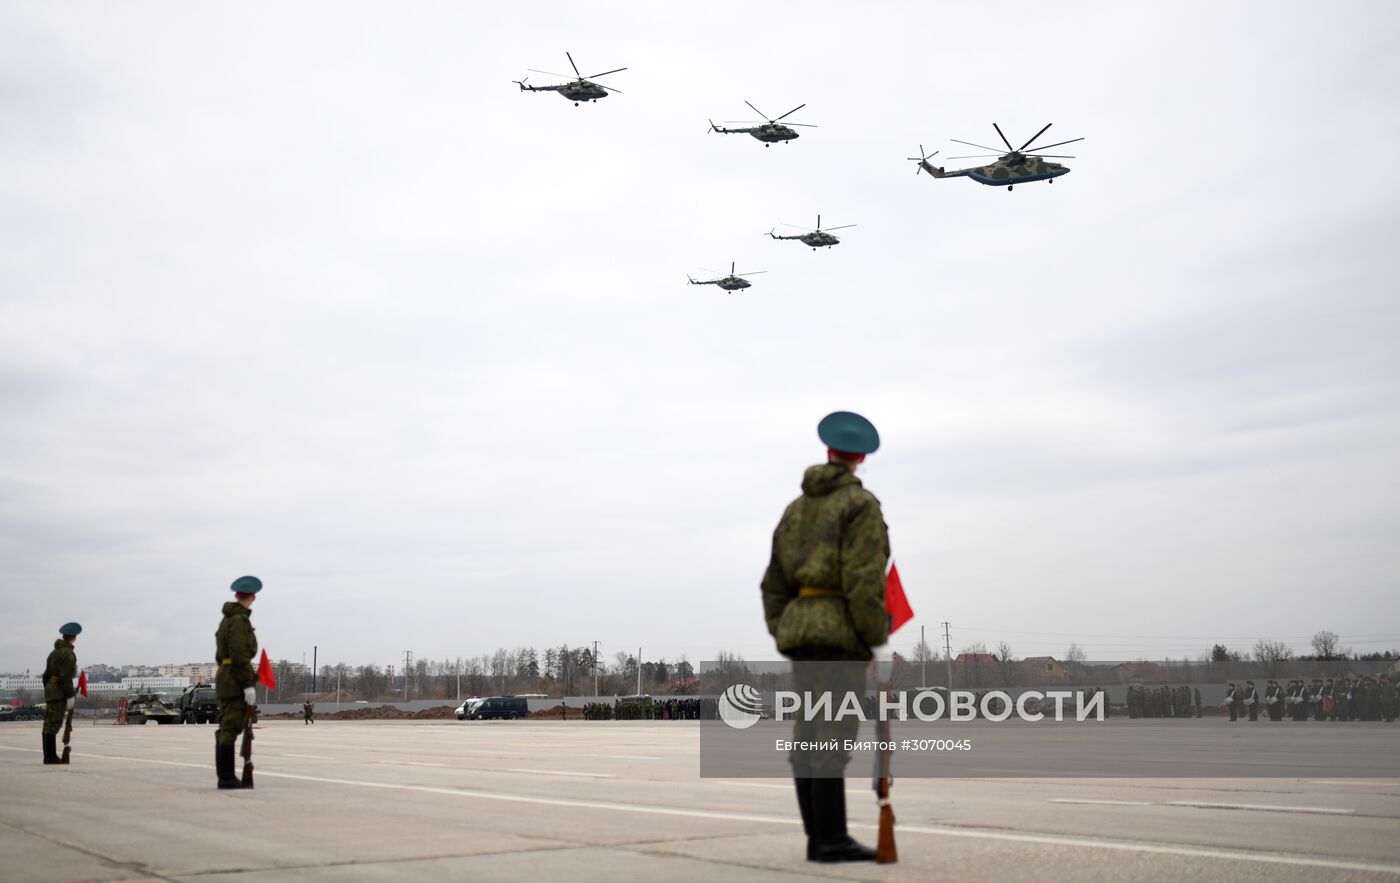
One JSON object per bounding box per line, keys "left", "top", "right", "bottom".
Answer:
{"left": 40, "top": 622, "right": 81, "bottom": 765}
{"left": 303, "top": 700, "right": 315, "bottom": 725}
{"left": 761, "top": 411, "right": 889, "bottom": 864}
{"left": 214, "top": 576, "right": 262, "bottom": 789}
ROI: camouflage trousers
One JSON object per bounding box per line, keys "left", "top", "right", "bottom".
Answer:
{"left": 216, "top": 697, "right": 248, "bottom": 747}
{"left": 789, "top": 661, "right": 867, "bottom": 776}
{"left": 42, "top": 699, "right": 66, "bottom": 736}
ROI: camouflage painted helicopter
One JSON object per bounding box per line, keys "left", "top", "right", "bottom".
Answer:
{"left": 908, "top": 123, "right": 1083, "bottom": 190}
{"left": 767, "top": 215, "right": 855, "bottom": 250}
{"left": 514, "top": 52, "right": 626, "bottom": 106}
{"left": 708, "top": 102, "right": 815, "bottom": 146}
{"left": 688, "top": 262, "right": 767, "bottom": 291}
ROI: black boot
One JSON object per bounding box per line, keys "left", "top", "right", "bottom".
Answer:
{"left": 809, "top": 777, "right": 876, "bottom": 863}
{"left": 216, "top": 742, "right": 242, "bottom": 789}
{"left": 42, "top": 733, "right": 61, "bottom": 765}
{"left": 794, "top": 774, "right": 815, "bottom": 859}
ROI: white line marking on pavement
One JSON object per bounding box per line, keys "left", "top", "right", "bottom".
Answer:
{"left": 1049, "top": 799, "right": 1152, "bottom": 806}
{"left": 1168, "top": 801, "right": 1355, "bottom": 815}
{"left": 1305, "top": 780, "right": 1400, "bottom": 788}
{"left": 506, "top": 768, "right": 614, "bottom": 778}
{"left": 280, "top": 754, "right": 334, "bottom": 760}
{"left": 711, "top": 781, "right": 790, "bottom": 790}
{"left": 374, "top": 760, "right": 447, "bottom": 767}
{"left": 4, "top": 747, "right": 1396, "bottom": 876}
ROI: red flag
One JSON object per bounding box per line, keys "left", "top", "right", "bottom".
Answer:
{"left": 77, "top": 671, "right": 88, "bottom": 697}
{"left": 256, "top": 650, "right": 277, "bottom": 689}
{"left": 886, "top": 562, "right": 914, "bottom": 634}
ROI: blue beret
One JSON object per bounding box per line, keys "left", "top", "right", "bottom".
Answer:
{"left": 230, "top": 575, "right": 263, "bottom": 594}
{"left": 59, "top": 622, "right": 82, "bottom": 636}
{"left": 817, "top": 411, "right": 880, "bottom": 455}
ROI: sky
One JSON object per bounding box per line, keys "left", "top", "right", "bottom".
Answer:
{"left": 2, "top": 2, "right": 1398, "bottom": 675}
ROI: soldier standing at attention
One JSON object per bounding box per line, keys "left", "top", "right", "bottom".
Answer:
{"left": 1244, "top": 680, "right": 1258, "bottom": 722}
{"left": 761, "top": 411, "right": 889, "bottom": 864}
{"left": 215, "top": 576, "right": 261, "bottom": 789}
{"left": 1224, "top": 683, "right": 1238, "bottom": 721}
{"left": 40, "top": 623, "right": 81, "bottom": 765}
{"left": 303, "top": 700, "right": 315, "bottom": 725}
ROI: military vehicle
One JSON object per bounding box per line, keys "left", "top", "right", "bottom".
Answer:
{"left": 179, "top": 684, "right": 219, "bottom": 724}
{"left": 127, "top": 694, "right": 181, "bottom": 725}
{"left": 688, "top": 262, "right": 767, "bottom": 292}
{"left": 514, "top": 52, "right": 626, "bottom": 105}
{"left": 909, "top": 123, "right": 1083, "bottom": 190}
{"left": 708, "top": 101, "right": 815, "bottom": 146}
{"left": 767, "top": 215, "right": 855, "bottom": 250}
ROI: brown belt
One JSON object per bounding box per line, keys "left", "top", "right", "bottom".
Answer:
{"left": 798, "top": 586, "right": 843, "bottom": 599}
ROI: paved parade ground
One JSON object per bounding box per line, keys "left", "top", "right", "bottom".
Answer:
{"left": 2, "top": 719, "right": 1398, "bottom": 882}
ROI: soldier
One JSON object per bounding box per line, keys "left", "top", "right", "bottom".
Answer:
{"left": 1322, "top": 679, "right": 1335, "bottom": 721}
{"left": 761, "top": 411, "right": 889, "bottom": 864}
{"left": 40, "top": 622, "right": 81, "bottom": 765}
{"left": 215, "top": 575, "right": 262, "bottom": 789}
{"left": 1310, "top": 678, "right": 1325, "bottom": 721}
{"left": 303, "top": 700, "right": 315, "bottom": 725}
{"left": 1265, "top": 680, "right": 1283, "bottom": 721}
{"left": 1379, "top": 675, "right": 1396, "bottom": 722}
{"left": 1243, "top": 680, "right": 1258, "bottom": 722}
{"left": 1224, "top": 683, "right": 1238, "bottom": 721}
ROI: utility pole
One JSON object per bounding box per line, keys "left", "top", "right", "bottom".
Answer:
{"left": 636, "top": 647, "right": 642, "bottom": 696}
{"left": 312, "top": 645, "right": 317, "bottom": 693}
{"left": 942, "top": 621, "right": 954, "bottom": 689}
{"left": 403, "top": 650, "right": 412, "bottom": 701}
{"left": 593, "top": 641, "right": 600, "bottom": 698}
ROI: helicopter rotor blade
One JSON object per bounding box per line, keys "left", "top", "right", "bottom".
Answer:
{"left": 744, "top": 100, "right": 768, "bottom": 120}
{"left": 698, "top": 267, "right": 722, "bottom": 275}
{"left": 951, "top": 138, "right": 1006, "bottom": 153}
{"left": 992, "top": 123, "right": 1016, "bottom": 152}
{"left": 587, "top": 67, "right": 627, "bottom": 78}
{"left": 566, "top": 52, "right": 582, "bottom": 78}
{"left": 735, "top": 271, "right": 768, "bottom": 276}
{"left": 774, "top": 103, "right": 806, "bottom": 122}
{"left": 527, "top": 69, "right": 569, "bottom": 78}
{"left": 946, "top": 154, "right": 1002, "bottom": 159}
{"left": 1017, "top": 123, "right": 1053, "bottom": 152}
{"left": 824, "top": 224, "right": 856, "bottom": 231}
{"left": 783, "top": 123, "right": 818, "bottom": 128}
{"left": 1025, "top": 153, "right": 1075, "bottom": 158}
{"left": 600, "top": 84, "right": 623, "bottom": 94}
{"left": 779, "top": 222, "right": 816, "bottom": 232}
{"left": 1022, "top": 136, "right": 1084, "bottom": 152}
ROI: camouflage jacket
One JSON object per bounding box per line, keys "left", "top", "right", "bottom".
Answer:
{"left": 214, "top": 602, "right": 258, "bottom": 700}
{"left": 761, "top": 463, "right": 890, "bottom": 661}
{"left": 42, "top": 639, "right": 77, "bottom": 702}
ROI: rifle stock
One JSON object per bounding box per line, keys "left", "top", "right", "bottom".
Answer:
{"left": 240, "top": 705, "right": 255, "bottom": 788}
{"left": 60, "top": 709, "right": 74, "bottom": 764}
{"left": 873, "top": 678, "right": 897, "bottom": 864}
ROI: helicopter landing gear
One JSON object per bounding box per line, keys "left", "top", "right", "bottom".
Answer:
{"left": 1008, "top": 185, "right": 1014, "bottom": 191}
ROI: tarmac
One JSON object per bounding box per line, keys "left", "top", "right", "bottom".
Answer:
{"left": 1, "top": 719, "right": 1398, "bottom": 882}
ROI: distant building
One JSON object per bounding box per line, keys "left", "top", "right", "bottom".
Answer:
{"left": 953, "top": 653, "right": 999, "bottom": 687}
{"left": 1020, "top": 656, "right": 1070, "bottom": 685}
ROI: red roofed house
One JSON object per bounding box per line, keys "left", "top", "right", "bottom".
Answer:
{"left": 953, "top": 653, "right": 998, "bottom": 688}
{"left": 1020, "top": 656, "right": 1070, "bottom": 686}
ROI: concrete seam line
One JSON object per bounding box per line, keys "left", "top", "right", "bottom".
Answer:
{"left": 5, "top": 748, "right": 1399, "bottom": 876}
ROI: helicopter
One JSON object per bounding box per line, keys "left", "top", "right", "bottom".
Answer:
{"left": 688, "top": 262, "right": 767, "bottom": 291}
{"left": 767, "top": 215, "right": 855, "bottom": 250}
{"left": 514, "top": 52, "right": 626, "bottom": 106}
{"left": 908, "top": 123, "right": 1083, "bottom": 190}
{"left": 708, "top": 101, "right": 815, "bottom": 146}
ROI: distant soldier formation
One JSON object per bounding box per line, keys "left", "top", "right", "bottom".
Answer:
{"left": 582, "top": 697, "right": 719, "bottom": 720}
{"left": 1227, "top": 676, "right": 1398, "bottom": 722}
{"left": 1126, "top": 685, "right": 1202, "bottom": 719}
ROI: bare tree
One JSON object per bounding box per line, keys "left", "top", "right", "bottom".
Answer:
{"left": 1310, "top": 630, "right": 1348, "bottom": 661}
{"left": 1253, "top": 639, "right": 1293, "bottom": 678}
{"left": 995, "top": 642, "right": 1019, "bottom": 687}
{"left": 959, "top": 642, "right": 990, "bottom": 688}
{"left": 911, "top": 637, "right": 936, "bottom": 687}
{"left": 1064, "top": 643, "right": 1087, "bottom": 685}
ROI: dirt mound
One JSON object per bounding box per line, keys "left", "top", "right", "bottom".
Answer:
{"left": 266, "top": 704, "right": 456, "bottom": 720}
{"left": 528, "top": 705, "right": 572, "bottom": 719}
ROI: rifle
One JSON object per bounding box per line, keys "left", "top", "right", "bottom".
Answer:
{"left": 871, "top": 672, "right": 897, "bottom": 864}
{"left": 240, "top": 705, "right": 255, "bottom": 788}
{"left": 60, "top": 708, "right": 74, "bottom": 764}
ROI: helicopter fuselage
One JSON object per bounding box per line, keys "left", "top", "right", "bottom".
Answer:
{"left": 922, "top": 154, "right": 1070, "bottom": 187}
{"left": 771, "top": 231, "right": 839, "bottom": 248}
{"left": 748, "top": 124, "right": 799, "bottom": 144}
{"left": 714, "top": 276, "right": 751, "bottom": 291}
{"left": 522, "top": 80, "right": 610, "bottom": 103}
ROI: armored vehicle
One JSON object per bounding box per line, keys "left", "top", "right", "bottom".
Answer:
{"left": 127, "top": 694, "right": 181, "bottom": 725}
{"left": 179, "top": 684, "right": 220, "bottom": 724}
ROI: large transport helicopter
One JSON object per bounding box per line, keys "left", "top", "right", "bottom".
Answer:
{"left": 688, "top": 262, "right": 767, "bottom": 291}
{"left": 708, "top": 101, "right": 815, "bottom": 146}
{"left": 514, "top": 52, "right": 626, "bottom": 105}
{"left": 909, "top": 123, "right": 1083, "bottom": 190}
{"left": 767, "top": 215, "right": 854, "bottom": 250}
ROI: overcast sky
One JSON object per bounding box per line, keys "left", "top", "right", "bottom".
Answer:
{"left": 2, "top": 2, "right": 1398, "bottom": 675}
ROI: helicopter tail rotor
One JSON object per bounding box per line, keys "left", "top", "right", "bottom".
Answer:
{"left": 907, "top": 145, "right": 939, "bottom": 174}
{"left": 512, "top": 78, "right": 528, "bottom": 91}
